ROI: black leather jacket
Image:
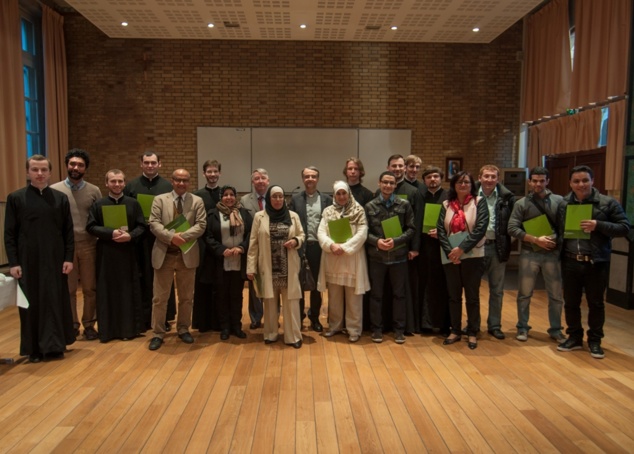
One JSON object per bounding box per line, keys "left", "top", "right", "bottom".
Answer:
{"left": 365, "top": 195, "right": 415, "bottom": 264}
{"left": 477, "top": 182, "right": 516, "bottom": 262}
{"left": 557, "top": 188, "right": 630, "bottom": 263}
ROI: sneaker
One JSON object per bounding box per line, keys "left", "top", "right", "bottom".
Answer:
{"left": 371, "top": 331, "right": 383, "bottom": 343}
{"left": 557, "top": 337, "right": 583, "bottom": 352}
{"left": 588, "top": 343, "right": 605, "bottom": 359}
{"left": 516, "top": 330, "right": 528, "bottom": 342}
{"left": 550, "top": 332, "right": 567, "bottom": 343}
{"left": 395, "top": 333, "right": 406, "bottom": 344}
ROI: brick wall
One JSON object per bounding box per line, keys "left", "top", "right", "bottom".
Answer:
{"left": 64, "top": 15, "right": 522, "bottom": 190}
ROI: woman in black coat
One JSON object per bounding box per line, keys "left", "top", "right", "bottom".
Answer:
{"left": 205, "top": 185, "right": 253, "bottom": 340}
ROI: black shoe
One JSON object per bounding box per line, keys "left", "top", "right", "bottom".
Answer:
{"left": 165, "top": 322, "right": 172, "bottom": 332}
{"left": 46, "top": 351, "right": 64, "bottom": 360}
{"left": 468, "top": 337, "right": 478, "bottom": 350}
{"left": 84, "top": 327, "right": 99, "bottom": 341}
{"left": 557, "top": 337, "right": 583, "bottom": 352}
{"left": 371, "top": 331, "right": 383, "bottom": 343}
{"left": 149, "top": 337, "right": 163, "bottom": 351}
{"left": 487, "top": 329, "right": 505, "bottom": 340}
{"left": 311, "top": 320, "right": 323, "bottom": 332}
{"left": 443, "top": 335, "right": 461, "bottom": 345}
{"left": 589, "top": 342, "right": 605, "bottom": 359}
{"left": 28, "top": 353, "right": 43, "bottom": 363}
{"left": 287, "top": 340, "right": 302, "bottom": 349}
{"left": 250, "top": 321, "right": 262, "bottom": 329}
{"left": 220, "top": 330, "right": 230, "bottom": 341}
{"left": 178, "top": 332, "right": 194, "bottom": 344}
{"left": 404, "top": 331, "right": 414, "bottom": 337}
{"left": 233, "top": 329, "right": 247, "bottom": 339}
{"left": 264, "top": 338, "right": 277, "bottom": 345}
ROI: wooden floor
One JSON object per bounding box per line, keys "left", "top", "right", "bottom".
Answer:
{"left": 1, "top": 284, "right": 634, "bottom": 453}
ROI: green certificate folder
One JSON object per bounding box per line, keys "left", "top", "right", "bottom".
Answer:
{"left": 523, "top": 214, "right": 554, "bottom": 251}
{"left": 328, "top": 217, "right": 353, "bottom": 243}
{"left": 397, "top": 194, "right": 408, "bottom": 200}
{"left": 381, "top": 215, "right": 405, "bottom": 251}
{"left": 137, "top": 194, "right": 155, "bottom": 220}
{"left": 564, "top": 205, "right": 592, "bottom": 239}
{"left": 422, "top": 203, "right": 442, "bottom": 233}
{"left": 440, "top": 231, "right": 479, "bottom": 265}
{"left": 102, "top": 205, "right": 128, "bottom": 230}
{"left": 164, "top": 214, "right": 196, "bottom": 254}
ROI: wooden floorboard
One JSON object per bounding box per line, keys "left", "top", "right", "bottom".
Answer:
{"left": 1, "top": 284, "right": 634, "bottom": 453}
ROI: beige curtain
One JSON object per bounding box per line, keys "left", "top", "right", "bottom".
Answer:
{"left": 0, "top": 0, "right": 27, "bottom": 201}
{"left": 571, "top": 0, "right": 632, "bottom": 108}
{"left": 42, "top": 4, "right": 68, "bottom": 183}
{"left": 521, "top": 0, "right": 571, "bottom": 122}
{"left": 606, "top": 100, "right": 626, "bottom": 191}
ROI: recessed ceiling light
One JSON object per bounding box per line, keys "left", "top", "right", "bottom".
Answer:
{"left": 207, "top": 23, "right": 214, "bottom": 28}
{"left": 473, "top": 27, "right": 480, "bottom": 32}
{"left": 300, "top": 24, "right": 307, "bottom": 29}
{"left": 121, "top": 22, "right": 128, "bottom": 27}
{"left": 391, "top": 26, "right": 398, "bottom": 30}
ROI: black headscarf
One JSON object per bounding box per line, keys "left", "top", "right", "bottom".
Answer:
{"left": 264, "top": 185, "right": 292, "bottom": 226}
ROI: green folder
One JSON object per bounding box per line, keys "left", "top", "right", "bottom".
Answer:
{"left": 381, "top": 215, "right": 405, "bottom": 251}
{"left": 523, "top": 214, "right": 554, "bottom": 251}
{"left": 440, "top": 231, "right": 478, "bottom": 265}
{"left": 328, "top": 217, "right": 353, "bottom": 243}
{"left": 164, "top": 214, "right": 196, "bottom": 254}
{"left": 422, "top": 203, "right": 442, "bottom": 234}
{"left": 102, "top": 205, "right": 128, "bottom": 230}
{"left": 397, "top": 194, "right": 408, "bottom": 200}
{"left": 564, "top": 205, "right": 592, "bottom": 239}
{"left": 137, "top": 194, "right": 155, "bottom": 220}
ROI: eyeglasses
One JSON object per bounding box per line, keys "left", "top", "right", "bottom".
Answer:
{"left": 457, "top": 180, "right": 471, "bottom": 186}
{"left": 172, "top": 178, "right": 190, "bottom": 183}
{"left": 380, "top": 180, "right": 396, "bottom": 186}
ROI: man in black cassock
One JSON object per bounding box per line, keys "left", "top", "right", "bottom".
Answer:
{"left": 87, "top": 169, "right": 146, "bottom": 342}
{"left": 123, "top": 151, "right": 176, "bottom": 331}
{"left": 4, "top": 155, "right": 75, "bottom": 363}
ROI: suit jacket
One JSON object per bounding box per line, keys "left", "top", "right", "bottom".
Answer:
{"left": 289, "top": 190, "right": 332, "bottom": 247}
{"left": 241, "top": 192, "right": 265, "bottom": 220}
{"left": 149, "top": 192, "right": 207, "bottom": 269}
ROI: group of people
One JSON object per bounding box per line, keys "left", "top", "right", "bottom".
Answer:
{"left": 4, "top": 150, "right": 629, "bottom": 362}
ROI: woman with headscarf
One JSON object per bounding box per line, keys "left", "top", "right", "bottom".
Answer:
{"left": 205, "top": 185, "right": 253, "bottom": 340}
{"left": 317, "top": 181, "right": 370, "bottom": 342}
{"left": 246, "top": 185, "right": 305, "bottom": 348}
{"left": 437, "top": 171, "right": 488, "bottom": 350}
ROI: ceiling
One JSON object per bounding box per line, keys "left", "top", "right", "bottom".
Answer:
{"left": 56, "top": 0, "right": 544, "bottom": 43}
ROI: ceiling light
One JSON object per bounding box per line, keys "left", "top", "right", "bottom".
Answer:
{"left": 207, "top": 23, "right": 214, "bottom": 28}
{"left": 121, "top": 22, "right": 128, "bottom": 27}
{"left": 472, "top": 27, "right": 480, "bottom": 32}
{"left": 391, "top": 26, "right": 398, "bottom": 30}
{"left": 300, "top": 24, "right": 307, "bottom": 29}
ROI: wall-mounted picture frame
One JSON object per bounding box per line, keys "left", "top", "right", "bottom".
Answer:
{"left": 446, "top": 158, "right": 463, "bottom": 181}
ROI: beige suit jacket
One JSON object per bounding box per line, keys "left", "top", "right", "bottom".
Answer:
{"left": 149, "top": 192, "right": 207, "bottom": 269}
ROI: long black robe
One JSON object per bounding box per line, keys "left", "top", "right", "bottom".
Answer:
{"left": 123, "top": 175, "right": 175, "bottom": 327}
{"left": 4, "top": 185, "right": 75, "bottom": 356}
{"left": 191, "top": 186, "right": 221, "bottom": 332}
{"left": 86, "top": 196, "right": 146, "bottom": 341}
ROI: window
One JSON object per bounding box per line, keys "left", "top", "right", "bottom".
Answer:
{"left": 20, "top": 6, "right": 44, "bottom": 158}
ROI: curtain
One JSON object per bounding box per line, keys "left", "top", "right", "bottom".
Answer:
{"left": 521, "top": 0, "right": 571, "bottom": 122}
{"left": 605, "top": 100, "right": 626, "bottom": 191}
{"left": 0, "top": 0, "right": 27, "bottom": 201}
{"left": 571, "top": 0, "right": 632, "bottom": 108}
{"left": 42, "top": 4, "right": 68, "bottom": 183}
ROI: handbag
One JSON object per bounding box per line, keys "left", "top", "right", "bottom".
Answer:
{"left": 299, "top": 256, "right": 316, "bottom": 291}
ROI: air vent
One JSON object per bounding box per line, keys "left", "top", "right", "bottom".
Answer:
{"left": 365, "top": 25, "right": 381, "bottom": 30}
{"left": 224, "top": 22, "right": 240, "bottom": 28}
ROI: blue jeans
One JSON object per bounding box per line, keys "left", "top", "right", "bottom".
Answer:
{"left": 516, "top": 250, "right": 563, "bottom": 335}
{"left": 483, "top": 242, "right": 506, "bottom": 331}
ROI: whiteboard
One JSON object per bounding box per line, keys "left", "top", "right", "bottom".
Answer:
{"left": 197, "top": 127, "right": 411, "bottom": 194}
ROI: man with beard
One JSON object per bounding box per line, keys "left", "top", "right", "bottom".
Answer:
{"left": 343, "top": 157, "right": 374, "bottom": 207}
{"left": 50, "top": 149, "right": 102, "bottom": 340}
{"left": 419, "top": 166, "right": 451, "bottom": 335}
{"left": 192, "top": 159, "right": 222, "bottom": 332}
{"left": 124, "top": 151, "right": 176, "bottom": 332}
{"left": 5, "top": 155, "right": 75, "bottom": 362}
{"left": 86, "top": 170, "right": 146, "bottom": 342}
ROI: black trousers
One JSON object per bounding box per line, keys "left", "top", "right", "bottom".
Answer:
{"left": 300, "top": 241, "right": 322, "bottom": 322}
{"left": 562, "top": 258, "right": 609, "bottom": 343}
{"left": 369, "top": 260, "right": 408, "bottom": 333}
{"left": 444, "top": 257, "right": 484, "bottom": 336}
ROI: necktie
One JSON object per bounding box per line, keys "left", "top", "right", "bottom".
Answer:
{"left": 176, "top": 196, "right": 183, "bottom": 215}
{"left": 258, "top": 196, "right": 263, "bottom": 211}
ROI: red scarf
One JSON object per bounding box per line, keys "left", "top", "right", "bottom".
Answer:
{"left": 449, "top": 195, "right": 473, "bottom": 234}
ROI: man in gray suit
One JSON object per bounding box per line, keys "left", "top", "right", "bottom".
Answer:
{"left": 148, "top": 169, "right": 207, "bottom": 350}
{"left": 240, "top": 168, "right": 270, "bottom": 329}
